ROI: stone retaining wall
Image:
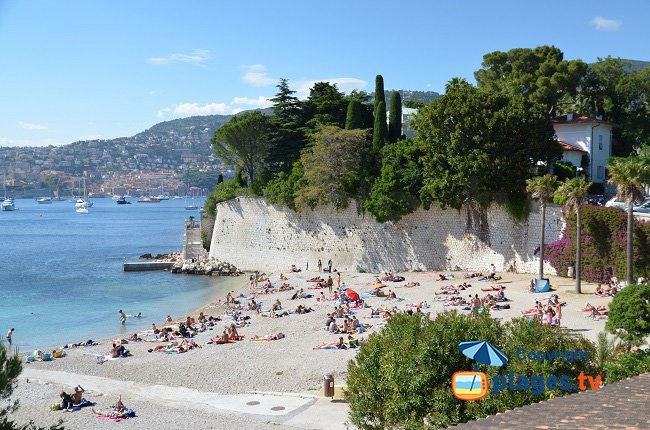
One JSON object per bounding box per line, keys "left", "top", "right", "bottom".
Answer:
{"left": 209, "top": 197, "right": 563, "bottom": 274}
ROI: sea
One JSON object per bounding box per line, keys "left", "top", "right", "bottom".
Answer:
{"left": 0, "top": 197, "right": 244, "bottom": 351}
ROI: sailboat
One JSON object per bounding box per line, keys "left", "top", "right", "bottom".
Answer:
{"left": 75, "top": 178, "right": 93, "bottom": 208}
{"left": 2, "top": 174, "right": 16, "bottom": 211}
{"left": 184, "top": 187, "right": 198, "bottom": 210}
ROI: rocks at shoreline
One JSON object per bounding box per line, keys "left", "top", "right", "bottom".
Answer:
{"left": 140, "top": 252, "right": 171, "bottom": 260}
{"left": 170, "top": 258, "right": 243, "bottom": 276}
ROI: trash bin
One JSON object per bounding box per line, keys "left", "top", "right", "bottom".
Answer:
{"left": 567, "top": 266, "right": 575, "bottom": 279}
{"left": 323, "top": 373, "right": 334, "bottom": 398}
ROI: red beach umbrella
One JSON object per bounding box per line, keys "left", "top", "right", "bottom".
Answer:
{"left": 346, "top": 289, "right": 360, "bottom": 302}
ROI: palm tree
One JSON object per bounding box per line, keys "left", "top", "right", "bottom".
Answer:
{"left": 556, "top": 177, "right": 591, "bottom": 293}
{"left": 526, "top": 174, "right": 558, "bottom": 280}
{"left": 607, "top": 157, "right": 646, "bottom": 286}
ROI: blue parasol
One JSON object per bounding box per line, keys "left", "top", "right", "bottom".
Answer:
{"left": 458, "top": 340, "right": 508, "bottom": 367}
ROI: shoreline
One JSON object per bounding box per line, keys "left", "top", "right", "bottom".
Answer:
{"left": 26, "top": 273, "right": 249, "bottom": 353}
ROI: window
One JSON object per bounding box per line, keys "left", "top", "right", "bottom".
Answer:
{"left": 599, "top": 135, "right": 603, "bottom": 150}
{"left": 597, "top": 165, "right": 604, "bottom": 179}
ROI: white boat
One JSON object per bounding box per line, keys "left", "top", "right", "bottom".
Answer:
{"left": 76, "top": 207, "right": 89, "bottom": 214}
{"left": 37, "top": 197, "right": 52, "bottom": 204}
{"left": 2, "top": 198, "right": 15, "bottom": 211}
{"left": 2, "top": 175, "right": 15, "bottom": 211}
{"left": 184, "top": 188, "right": 199, "bottom": 210}
{"left": 75, "top": 178, "right": 93, "bottom": 208}
{"left": 111, "top": 195, "right": 121, "bottom": 200}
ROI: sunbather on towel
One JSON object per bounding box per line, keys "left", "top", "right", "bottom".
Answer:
{"left": 92, "top": 396, "right": 127, "bottom": 418}
{"left": 313, "top": 337, "right": 346, "bottom": 350}
{"left": 251, "top": 333, "right": 285, "bottom": 341}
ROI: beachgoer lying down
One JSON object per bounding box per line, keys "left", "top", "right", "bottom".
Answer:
{"left": 313, "top": 337, "right": 347, "bottom": 350}
{"left": 251, "top": 333, "right": 285, "bottom": 341}
{"left": 92, "top": 396, "right": 127, "bottom": 418}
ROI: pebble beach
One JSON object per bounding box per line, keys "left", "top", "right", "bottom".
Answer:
{"left": 8, "top": 269, "right": 615, "bottom": 429}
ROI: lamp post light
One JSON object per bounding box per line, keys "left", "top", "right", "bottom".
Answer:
{"left": 576, "top": 166, "right": 584, "bottom": 178}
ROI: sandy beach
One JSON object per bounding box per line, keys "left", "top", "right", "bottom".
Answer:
{"left": 8, "top": 269, "right": 615, "bottom": 429}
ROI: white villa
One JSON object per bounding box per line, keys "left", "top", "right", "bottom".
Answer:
{"left": 552, "top": 112, "right": 617, "bottom": 184}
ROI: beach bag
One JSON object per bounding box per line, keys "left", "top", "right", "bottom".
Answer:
{"left": 125, "top": 409, "right": 136, "bottom": 417}
{"left": 53, "top": 350, "right": 66, "bottom": 358}
{"left": 50, "top": 403, "right": 61, "bottom": 411}
{"left": 25, "top": 355, "right": 36, "bottom": 363}
{"left": 42, "top": 353, "right": 52, "bottom": 361}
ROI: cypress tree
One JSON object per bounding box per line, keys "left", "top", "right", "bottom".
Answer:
{"left": 388, "top": 91, "right": 403, "bottom": 143}
{"left": 372, "top": 75, "right": 388, "bottom": 152}
{"left": 372, "top": 101, "right": 387, "bottom": 152}
{"left": 345, "top": 100, "right": 364, "bottom": 129}
{"left": 217, "top": 173, "right": 224, "bottom": 184}
{"left": 374, "top": 75, "right": 386, "bottom": 109}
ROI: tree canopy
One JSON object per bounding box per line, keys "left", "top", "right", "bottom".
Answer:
{"left": 475, "top": 45, "right": 587, "bottom": 114}
{"left": 295, "top": 126, "right": 371, "bottom": 210}
{"left": 211, "top": 110, "right": 271, "bottom": 187}
{"left": 414, "top": 80, "right": 561, "bottom": 209}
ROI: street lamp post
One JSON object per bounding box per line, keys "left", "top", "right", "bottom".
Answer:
{"left": 576, "top": 166, "right": 584, "bottom": 178}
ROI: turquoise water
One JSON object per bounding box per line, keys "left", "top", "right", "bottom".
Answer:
{"left": 0, "top": 197, "right": 239, "bottom": 351}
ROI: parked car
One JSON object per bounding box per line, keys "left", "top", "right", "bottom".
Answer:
{"left": 633, "top": 201, "right": 650, "bottom": 213}
{"left": 605, "top": 196, "right": 628, "bottom": 209}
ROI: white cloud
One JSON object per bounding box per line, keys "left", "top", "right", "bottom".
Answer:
{"left": 242, "top": 64, "right": 276, "bottom": 87}
{"left": 294, "top": 77, "right": 368, "bottom": 99}
{"left": 18, "top": 121, "right": 47, "bottom": 130}
{"left": 0, "top": 137, "right": 13, "bottom": 146}
{"left": 157, "top": 95, "right": 275, "bottom": 119}
{"left": 147, "top": 49, "right": 210, "bottom": 65}
{"left": 590, "top": 16, "right": 621, "bottom": 31}
{"left": 232, "top": 96, "right": 272, "bottom": 108}
{"left": 157, "top": 102, "right": 234, "bottom": 119}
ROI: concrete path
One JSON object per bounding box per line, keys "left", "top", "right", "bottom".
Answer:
{"left": 24, "top": 368, "right": 313, "bottom": 416}
{"left": 23, "top": 368, "right": 352, "bottom": 429}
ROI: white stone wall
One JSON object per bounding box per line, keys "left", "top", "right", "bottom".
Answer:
{"left": 209, "top": 197, "right": 563, "bottom": 274}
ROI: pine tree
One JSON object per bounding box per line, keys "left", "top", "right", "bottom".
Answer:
{"left": 345, "top": 100, "right": 364, "bottom": 129}
{"left": 388, "top": 91, "right": 402, "bottom": 143}
{"left": 372, "top": 101, "right": 387, "bottom": 152}
{"left": 268, "top": 78, "right": 305, "bottom": 173}
{"left": 217, "top": 174, "right": 224, "bottom": 184}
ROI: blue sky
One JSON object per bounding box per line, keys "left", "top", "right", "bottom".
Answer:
{"left": 1, "top": 0, "right": 648, "bottom": 147}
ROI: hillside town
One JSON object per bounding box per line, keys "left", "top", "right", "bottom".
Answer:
{"left": 0, "top": 115, "right": 232, "bottom": 197}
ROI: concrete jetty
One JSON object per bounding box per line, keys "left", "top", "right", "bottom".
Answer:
{"left": 123, "top": 261, "right": 174, "bottom": 271}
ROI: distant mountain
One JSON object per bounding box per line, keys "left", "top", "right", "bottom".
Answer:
{"left": 621, "top": 59, "right": 650, "bottom": 72}
{"left": 371, "top": 90, "right": 440, "bottom": 105}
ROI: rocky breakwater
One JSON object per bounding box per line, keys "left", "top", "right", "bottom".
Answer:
{"left": 170, "top": 258, "right": 243, "bottom": 276}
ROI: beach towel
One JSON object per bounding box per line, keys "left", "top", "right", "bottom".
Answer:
{"left": 96, "top": 416, "right": 124, "bottom": 422}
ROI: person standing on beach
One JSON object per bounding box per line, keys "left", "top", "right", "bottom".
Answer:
{"left": 337, "top": 272, "right": 341, "bottom": 289}
{"left": 555, "top": 302, "right": 562, "bottom": 328}
{"left": 119, "top": 310, "right": 126, "bottom": 325}
{"left": 6, "top": 328, "right": 14, "bottom": 347}
{"left": 318, "top": 260, "right": 322, "bottom": 272}
{"left": 327, "top": 276, "right": 333, "bottom": 293}
{"left": 328, "top": 259, "right": 332, "bottom": 272}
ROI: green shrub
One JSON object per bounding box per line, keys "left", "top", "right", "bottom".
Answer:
{"left": 263, "top": 162, "right": 305, "bottom": 210}
{"left": 203, "top": 180, "right": 250, "bottom": 217}
{"left": 553, "top": 161, "right": 576, "bottom": 182}
{"left": 604, "top": 350, "right": 650, "bottom": 383}
{"left": 605, "top": 284, "right": 650, "bottom": 347}
{"left": 346, "top": 312, "right": 595, "bottom": 430}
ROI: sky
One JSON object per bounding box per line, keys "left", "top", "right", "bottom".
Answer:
{"left": 0, "top": 0, "right": 648, "bottom": 147}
